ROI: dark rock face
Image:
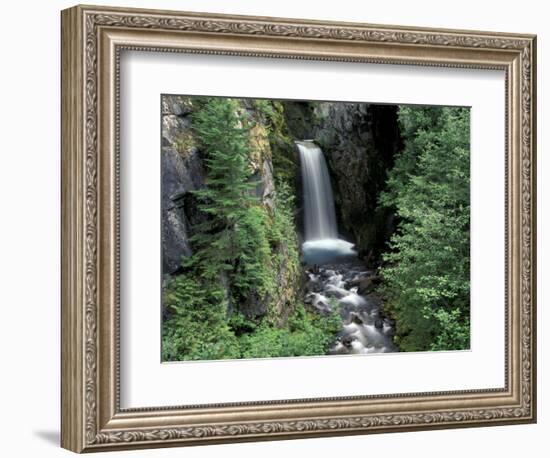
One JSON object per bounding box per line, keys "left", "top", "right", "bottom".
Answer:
{"left": 161, "top": 96, "right": 205, "bottom": 274}
{"left": 279, "top": 101, "right": 321, "bottom": 140}
{"left": 282, "top": 102, "right": 401, "bottom": 262}
{"left": 161, "top": 96, "right": 193, "bottom": 147}
{"left": 320, "top": 104, "right": 400, "bottom": 262}
{"left": 161, "top": 145, "right": 206, "bottom": 274}
{"left": 161, "top": 96, "right": 302, "bottom": 323}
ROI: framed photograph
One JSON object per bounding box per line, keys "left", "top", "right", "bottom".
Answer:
{"left": 61, "top": 4, "right": 537, "bottom": 453}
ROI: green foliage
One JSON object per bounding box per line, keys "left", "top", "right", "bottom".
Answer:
{"left": 162, "top": 275, "right": 240, "bottom": 361}
{"left": 239, "top": 303, "right": 342, "bottom": 358}
{"left": 163, "top": 276, "right": 340, "bottom": 361}
{"left": 233, "top": 205, "right": 275, "bottom": 300}
{"left": 379, "top": 106, "right": 471, "bottom": 352}
{"left": 252, "top": 98, "right": 276, "bottom": 119}
{"left": 256, "top": 100, "right": 299, "bottom": 184}
{"left": 189, "top": 97, "right": 273, "bottom": 301}
{"left": 162, "top": 97, "right": 340, "bottom": 361}
{"left": 173, "top": 130, "right": 196, "bottom": 156}
{"left": 269, "top": 180, "right": 300, "bottom": 272}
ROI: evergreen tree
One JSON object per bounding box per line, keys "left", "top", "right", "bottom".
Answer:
{"left": 379, "top": 106, "right": 470, "bottom": 352}
{"left": 189, "top": 98, "right": 258, "bottom": 279}
{"left": 190, "top": 98, "right": 275, "bottom": 304}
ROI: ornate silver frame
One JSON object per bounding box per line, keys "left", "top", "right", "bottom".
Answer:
{"left": 61, "top": 4, "right": 537, "bottom": 453}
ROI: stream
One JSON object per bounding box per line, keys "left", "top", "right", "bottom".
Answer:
{"left": 297, "top": 140, "right": 397, "bottom": 355}
{"left": 305, "top": 260, "right": 396, "bottom": 355}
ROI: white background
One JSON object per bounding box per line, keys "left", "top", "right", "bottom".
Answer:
{"left": 121, "top": 54, "right": 505, "bottom": 407}
{"left": 0, "top": 0, "right": 546, "bottom": 457}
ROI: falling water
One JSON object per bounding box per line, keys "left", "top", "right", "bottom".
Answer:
{"left": 297, "top": 141, "right": 338, "bottom": 240}
{"left": 297, "top": 141, "right": 356, "bottom": 265}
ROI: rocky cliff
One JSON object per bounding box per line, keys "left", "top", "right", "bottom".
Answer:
{"left": 161, "top": 96, "right": 301, "bottom": 322}
{"left": 161, "top": 96, "right": 204, "bottom": 274}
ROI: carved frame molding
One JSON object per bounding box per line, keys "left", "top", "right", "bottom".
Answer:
{"left": 61, "top": 4, "right": 536, "bottom": 452}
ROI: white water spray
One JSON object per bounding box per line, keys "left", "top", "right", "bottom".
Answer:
{"left": 297, "top": 140, "right": 356, "bottom": 264}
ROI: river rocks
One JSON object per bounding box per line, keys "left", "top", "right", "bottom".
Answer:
{"left": 305, "top": 292, "right": 332, "bottom": 315}
{"left": 305, "top": 262, "right": 397, "bottom": 355}
{"left": 306, "top": 273, "right": 324, "bottom": 293}
{"left": 347, "top": 274, "right": 382, "bottom": 295}
{"left": 349, "top": 312, "right": 364, "bottom": 325}
{"left": 324, "top": 284, "right": 349, "bottom": 299}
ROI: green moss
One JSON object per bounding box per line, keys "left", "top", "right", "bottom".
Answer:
{"left": 173, "top": 130, "right": 197, "bottom": 156}
{"left": 264, "top": 180, "right": 301, "bottom": 323}
{"left": 255, "top": 100, "right": 299, "bottom": 185}
{"left": 247, "top": 122, "right": 272, "bottom": 168}
{"left": 252, "top": 98, "right": 276, "bottom": 119}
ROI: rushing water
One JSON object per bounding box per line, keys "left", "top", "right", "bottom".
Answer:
{"left": 297, "top": 140, "right": 397, "bottom": 355}
{"left": 306, "top": 263, "right": 397, "bottom": 355}
{"left": 297, "top": 141, "right": 338, "bottom": 240}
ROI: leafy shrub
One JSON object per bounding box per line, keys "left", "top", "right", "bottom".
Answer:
{"left": 162, "top": 275, "right": 240, "bottom": 361}
{"left": 239, "top": 303, "right": 341, "bottom": 358}
{"left": 379, "top": 106, "right": 471, "bottom": 352}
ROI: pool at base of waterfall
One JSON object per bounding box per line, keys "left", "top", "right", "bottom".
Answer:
{"left": 301, "top": 238, "right": 357, "bottom": 265}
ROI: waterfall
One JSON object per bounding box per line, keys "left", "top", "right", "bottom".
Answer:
{"left": 297, "top": 142, "right": 396, "bottom": 354}
{"left": 296, "top": 141, "right": 338, "bottom": 240}
{"left": 297, "top": 140, "right": 357, "bottom": 264}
